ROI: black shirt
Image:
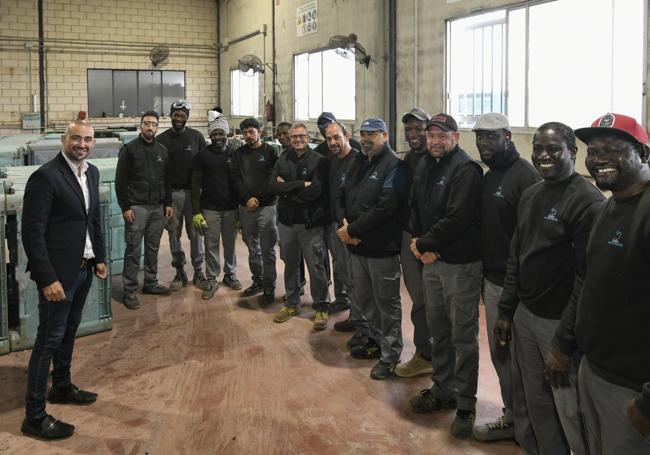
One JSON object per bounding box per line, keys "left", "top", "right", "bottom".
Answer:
{"left": 191, "top": 143, "right": 238, "bottom": 213}
{"left": 481, "top": 147, "right": 541, "bottom": 286}
{"left": 157, "top": 127, "right": 206, "bottom": 190}
{"left": 554, "top": 186, "right": 650, "bottom": 391}
{"left": 498, "top": 173, "right": 605, "bottom": 321}
{"left": 230, "top": 142, "right": 279, "bottom": 207}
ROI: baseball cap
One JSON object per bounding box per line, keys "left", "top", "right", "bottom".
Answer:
{"left": 426, "top": 113, "right": 458, "bottom": 132}
{"left": 359, "top": 117, "right": 388, "bottom": 133}
{"left": 317, "top": 112, "right": 336, "bottom": 128}
{"left": 575, "top": 113, "right": 648, "bottom": 146}
{"left": 401, "top": 108, "right": 431, "bottom": 123}
{"left": 472, "top": 112, "right": 510, "bottom": 131}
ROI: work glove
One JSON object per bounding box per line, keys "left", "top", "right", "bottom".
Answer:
{"left": 193, "top": 214, "right": 208, "bottom": 235}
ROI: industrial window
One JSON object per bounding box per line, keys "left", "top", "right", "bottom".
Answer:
{"left": 294, "top": 49, "right": 355, "bottom": 121}
{"left": 446, "top": 0, "right": 645, "bottom": 128}
{"left": 87, "top": 69, "right": 185, "bottom": 118}
{"left": 230, "top": 69, "right": 260, "bottom": 117}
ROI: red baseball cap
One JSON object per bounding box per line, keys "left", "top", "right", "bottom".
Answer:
{"left": 575, "top": 113, "right": 648, "bottom": 146}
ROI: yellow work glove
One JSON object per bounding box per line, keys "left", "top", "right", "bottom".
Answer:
{"left": 192, "top": 214, "right": 208, "bottom": 230}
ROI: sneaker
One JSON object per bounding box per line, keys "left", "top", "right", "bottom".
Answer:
{"left": 334, "top": 317, "right": 357, "bottom": 332}
{"left": 223, "top": 275, "right": 243, "bottom": 290}
{"left": 350, "top": 338, "right": 381, "bottom": 359}
{"left": 47, "top": 384, "right": 97, "bottom": 405}
{"left": 409, "top": 389, "right": 457, "bottom": 414}
{"left": 472, "top": 413, "right": 515, "bottom": 442}
{"left": 170, "top": 269, "right": 187, "bottom": 291}
{"left": 193, "top": 271, "right": 207, "bottom": 290}
{"left": 330, "top": 299, "right": 351, "bottom": 313}
{"left": 346, "top": 331, "right": 367, "bottom": 350}
{"left": 123, "top": 293, "right": 140, "bottom": 310}
{"left": 451, "top": 409, "right": 476, "bottom": 439}
{"left": 243, "top": 281, "right": 264, "bottom": 297}
{"left": 142, "top": 284, "right": 172, "bottom": 296}
{"left": 313, "top": 311, "right": 328, "bottom": 331}
{"left": 395, "top": 352, "right": 433, "bottom": 378}
{"left": 370, "top": 360, "right": 397, "bottom": 380}
{"left": 273, "top": 306, "right": 300, "bottom": 323}
{"left": 201, "top": 280, "right": 218, "bottom": 300}
{"left": 260, "top": 289, "right": 275, "bottom": 306}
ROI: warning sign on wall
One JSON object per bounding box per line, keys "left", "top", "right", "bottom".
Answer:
{"left": 297, "top": 1, "right": 317, "bottom": 37}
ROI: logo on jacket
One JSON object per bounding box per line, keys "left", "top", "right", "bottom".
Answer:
{"left": 185, "top": 145, "right": 193, "bottom": 153}
{"left": 369, "top": 171, "right": 378, "bottom": 180}
{"left": 156, "top": 155, "right": 163, "bottom": 162}
{"left": 493, "top": 186, "right": 504, "bottom": 198}
{"left": 301, "top": 167, "right": 308, "bottom": 177}
{"left": 257, "top": 155, "right": 265, "bottom": 162}
{"left": 544, "top": 207, "right": 559, "bottom": 222}
{"left": 607, "top": 230, "right": 624, "bottom": 248}
{"left": 340, "top": 174, "right": 346, "bottom": 185}
{"left": 436, "top": 176, "right": 447, "bottom": 186}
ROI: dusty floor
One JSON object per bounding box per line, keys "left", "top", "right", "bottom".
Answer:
{"left": 0, "top": 237, "right": 521, "bottom": 455}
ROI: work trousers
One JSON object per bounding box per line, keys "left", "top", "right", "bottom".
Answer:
{"left": 201, "top": 208, "right": 238, "bottom": 281}
{"left": 239, "top": 204, "right": 278, "bottom": 290}
{"left": 123, "top": 204, "right": 164, "bottom": 293}
{"left": 169, "top": 189, "right": 204, "bottom": 271}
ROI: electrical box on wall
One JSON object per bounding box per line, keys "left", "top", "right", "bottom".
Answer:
{"left": 21, "top": 113, "right": 40, "bottom": 130}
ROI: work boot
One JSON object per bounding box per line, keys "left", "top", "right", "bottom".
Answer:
{"left": 395, "top": 351, "right": 433, "bottom": 378}
{"left": 170, "top": 268, "right": 188, "bottom": 291}
{"left": 142, "top": 284, "right": 172, "bottom": 295}
{"left": 451, "top": 409, "right": 476, "bottom": 439}
{"left": 273, "top": 306, "right": 300, "bottom": 323}
{"left": 201, "top": 280, "right": 218, "bottom": 300}
{"left": 472, "top": 411, "right": 515, "bottom": 442}
{"left": 370, "top": 361, "right": 397, "bottom": 380}
{"left": 313, "top": 311, "right": 329, "bottom": 331}
{"left": 260, "top": 288, "right": 275, "bottom": 306}
{"left": 123, "top": 293, "right": 140, "bottom": 310}
{"left": 243, "top": 281, "right": 264, "bottom": 297}
{"left": 346, "top": 331, "right": 367, "bottom": 350}
{"left": 193, "top": 271, "right": 207, "bottom": 290}
{"left": 223, "top": 275, "right": 243, "bottom": 290}
{"left": 350, "top": 338, "right": 381, "bottom": 359}
{"left": 334, "top": 317, "right": 356, "bottom": 332}
{"left": 409, "top": 389, "right": 457, "bottom": 414}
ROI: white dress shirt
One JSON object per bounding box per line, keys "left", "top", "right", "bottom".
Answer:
{"left": 62, "top": 152, "right": 95, "bottom": 259}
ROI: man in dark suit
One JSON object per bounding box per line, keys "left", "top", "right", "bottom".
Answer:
{"left": 20, "top": 120, "right": 108, "bottom": 440}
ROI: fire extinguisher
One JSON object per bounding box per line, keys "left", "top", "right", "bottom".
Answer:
{"left": 264, "top": 100, "right": 275, "bottom": 122}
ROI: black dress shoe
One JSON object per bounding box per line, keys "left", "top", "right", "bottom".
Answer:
{"left": 21, "top": 415, "right": 74, "bottom": 440}
{"left": 47, "top": 384, "right": 97, "bottom": 405}
{"left": 334, "top": 317, "right": 356, "bottom": 332}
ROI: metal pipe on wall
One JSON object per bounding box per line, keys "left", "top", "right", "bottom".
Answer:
{"left": 38, "top": 0, "right": 45, "bottom": 132}
{"left": 271, "top": 0, "right": 276, "bottom": 126}
{"left": 217, "top": 0, "right": 221, "bottom": 108}
{"left": 388, "top": 0, "right": 397, "bottom": 149}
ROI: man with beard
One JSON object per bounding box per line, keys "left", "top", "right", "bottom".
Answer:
{"left": 157, "top": 100, "right": 207, "bottom": 291}
{"left": 395, "top": 107, "right": 433, "bottom": 379}
{"left": 20, "top": 120, "right": 108, "bottom": 440}
{"left": 495, "top": 122, "right": 604, "bottom": 455}
{"left": 325, "top": 121, "right": 367, "bottom": 341}
{"left": 116, "top": 111, "right": 174, "bottom": 309}
{"left": 269, "top": 123, "right": 331, "bottom": 329}
{"left": 545, "top": 113, "right": 650, "bottom": 455}
{"left": 314, "top": 111, "right": 362, "bottom": 158}
{"left": 337, "top": 118, "right": 408, "bottom": 380}
{"left": 230, "top": 117, "right": 279, "bottom": 305}
{"left": 472, "top": 113, "right": 540, "bottom": 444}
{"left": 407, "top": 114, "right": 483, "bottom": 439}
{"left": 191, "top": 112, "right": 242, "bottom": 300}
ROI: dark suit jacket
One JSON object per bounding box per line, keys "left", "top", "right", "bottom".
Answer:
{"left": 22, "top": 152, "right": 105, "bottom": 289}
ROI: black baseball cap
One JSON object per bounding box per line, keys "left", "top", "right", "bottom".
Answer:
{"left": 401, "top": 108, "right": 431, "bottom": 123}
{"left": 426, "top": 113, "right": 459, "bottom": 132}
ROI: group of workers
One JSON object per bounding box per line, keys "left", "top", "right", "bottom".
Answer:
{"left": 17, "top": 99, "right": 650, "bottom": 455}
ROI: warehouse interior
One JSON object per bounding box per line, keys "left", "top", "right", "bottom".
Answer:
{"left": 0, "top": 0, "right": 648, "bottom": 453}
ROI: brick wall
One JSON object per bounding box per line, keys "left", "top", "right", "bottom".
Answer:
{"left": 0, "top": 0, "right": 218, "bottom": 132}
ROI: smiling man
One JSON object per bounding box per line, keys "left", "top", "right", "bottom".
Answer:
{"left": 407, "top": 113, "right": 483, "bottom": 439}
{"left": 21, "top": 121, "right": 108, "bottom": 439}
{"left": 494, "top": 122, "right": 604, "bottom": 455}
{"left": 546, "top": 113, "right": 650, "bottom": 455}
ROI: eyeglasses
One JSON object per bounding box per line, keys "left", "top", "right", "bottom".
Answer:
{"left": 291, "top": 134, "right": 308, "bottom": 140}
{"left": 171, "top": 100, "right": 191, "bottom": 110}
{"left": 142, "top": 121, "right": 159, "bottom": 127}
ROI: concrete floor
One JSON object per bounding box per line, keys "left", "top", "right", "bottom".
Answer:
{"left": 0, "top": 236, "right": 521, "bottom": 454}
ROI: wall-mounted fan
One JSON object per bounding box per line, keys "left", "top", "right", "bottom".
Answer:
{"left": 149, "top": 46, "right": 170, "bottom": 68}
{"left": 328, "top": 33, "right": 371, "bottom": 68}
{"left": 238, "top": 54, "right": 266, "bottom": 75}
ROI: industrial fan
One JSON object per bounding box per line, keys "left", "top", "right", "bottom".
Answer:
{"left": 328, "top": 33, "right": 371, "bottom": 68}
{"left": 238, "top": 54, "right": 266, "bottom": 75}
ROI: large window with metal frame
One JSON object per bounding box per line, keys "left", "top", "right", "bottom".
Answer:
{"left": 294, "top": 49, "right": 355, "bottom": 121}
{"left": 446, "top": 0, "right": 645, "bottom": 128}
{"left": 87, "top": 69, "right": 185, "bottom": 118}
{"left": 231, "top": 69, "right": 260, "bottom": 117}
